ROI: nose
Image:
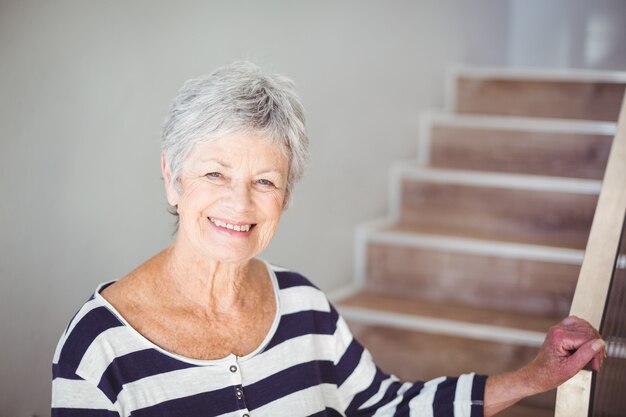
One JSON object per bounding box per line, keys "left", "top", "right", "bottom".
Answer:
{"left": 226, "top": 180, "right": 253, "bottom": 213}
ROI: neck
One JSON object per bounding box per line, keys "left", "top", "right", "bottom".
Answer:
{"left": 159, "top": 241, "right": 261, "bottom": 316}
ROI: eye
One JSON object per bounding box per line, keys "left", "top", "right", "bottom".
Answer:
{"left": 204, "top": 172, "right": 226, "bottom": 183}
{"left": 256, "top": 179, "right": 276, "bottom": 188}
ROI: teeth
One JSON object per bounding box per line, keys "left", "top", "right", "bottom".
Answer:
{"left": 209, "top": 218, "right": 252, "bottom": 232}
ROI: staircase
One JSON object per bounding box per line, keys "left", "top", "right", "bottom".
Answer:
{"left": 334, "top": 67, "right": 626, "bottom": 417}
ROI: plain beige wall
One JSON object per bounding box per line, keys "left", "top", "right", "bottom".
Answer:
{"left": 0, "top": 0, "right": 623, "bottom": 415}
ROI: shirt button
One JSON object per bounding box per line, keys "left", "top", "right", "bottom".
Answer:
{"left": 235, "top": 388, "right": 244, "bottom": 399}
{"left": 243, "top": 414, "right": 250, "bottom": 417}
{"left": 230, "top": 365, "right": 238, "bottom": 373}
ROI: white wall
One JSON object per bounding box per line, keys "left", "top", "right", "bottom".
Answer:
{"left": 0, "top": 0, "right": 622, "bottom": 415}
{"left": 509, "top": 0, "right": 626, "bottom": 69}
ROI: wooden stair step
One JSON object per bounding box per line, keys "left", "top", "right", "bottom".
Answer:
{"left": 338, "top": 291, "right": 557, "bottom": 333}
{"left": 336, "top": 291, "right": 557, "bottom": 411}
{"left": 392, "top": 165, "right": 600, "bottom": 250}
{"left": 359, "top": 225, "right": 581, "bottom": 316}
{"left": 422, "top": 113, "right": 615, "bottom": 179}
{"left": 449, "top": 67, "right": 626, "bottom": 121}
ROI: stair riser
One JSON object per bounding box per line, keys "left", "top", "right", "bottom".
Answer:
{"left": 429, "top": 125, "right": 612, "bottom": 179}
{"left": 346, "top": 321, "right": 554, "bottom": 410}
{"left": 455, "top": 78, "right": 625, "bottom": 121}
{"left": 365, "top": 242, "right": 578, "bottom": 316}
{"left": 399, "top": 181, "right": 598, "bottom": 249}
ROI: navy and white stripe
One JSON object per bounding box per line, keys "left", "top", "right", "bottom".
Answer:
{"left": 52, "top": 264, "right": 486, "bottom": 416}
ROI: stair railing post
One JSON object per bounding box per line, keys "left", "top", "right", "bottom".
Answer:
{"left": 554, "top": 91, "right": 626, "bottom": 417}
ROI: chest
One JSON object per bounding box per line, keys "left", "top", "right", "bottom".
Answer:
{"left": 107, "top": 354, "right": 334, "bottom": 417}
{"left": 130, "top": 300, "right": 276, "bottom": 360}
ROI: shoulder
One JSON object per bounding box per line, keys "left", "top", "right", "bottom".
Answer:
{"left": 270, "top": 265, "right": 328, "bottom": 306}
{"left": 269, "top": 264, "right": 338, "bottom": 317}
{"left": 270, "top": 264, "right": 321, "bottom": 291}
{"left": 52, "top": 285, "right": 126, "bottom": 379}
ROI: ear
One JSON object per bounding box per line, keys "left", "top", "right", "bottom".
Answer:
{"left": 161, "top": 151, "right": 180, "bottom": 207}
{"left": 282, "top": 191, "right": 291, "bottom": 211}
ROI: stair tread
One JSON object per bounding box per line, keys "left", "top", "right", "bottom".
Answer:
{"left": 375, "top": 222, "right": 583, "bottom": 251}
{"left": 338, "top": 290, "right": 559, "bottom": 334}
{"left": 425, "top": 110, "right": 618, "bottom": 132}
{"left": 450, "top": 66, "right": 626, "bottom": 82}
{"left": 364, "top": 220, "right": 584, "bottom": 260}
{"left": 394, "top": 162, "right": 603, "bottom": 192}
{"left": 386, "top": 223, "right": 585, "bottom": 251}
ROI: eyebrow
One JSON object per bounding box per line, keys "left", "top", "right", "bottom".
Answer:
{"left": 199, "top": 159, "right": 285, "bottom": 177}
{"left": 199, "top": 158, "right": 231, "bottom": 168}
{"left": 256, "top": 169, "right": 285, "bottom": 177}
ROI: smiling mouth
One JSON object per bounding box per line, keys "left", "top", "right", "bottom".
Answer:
{"left": 208, "top": 217, "right": 255, "bottom": 232}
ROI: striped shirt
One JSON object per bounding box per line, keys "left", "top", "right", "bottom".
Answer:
{"left": 52, "top": 263, "right": 486, "bottom": 416}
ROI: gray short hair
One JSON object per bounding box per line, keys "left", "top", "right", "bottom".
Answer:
{"left": 162, "top": 61, "right": 308, "bottom": 207}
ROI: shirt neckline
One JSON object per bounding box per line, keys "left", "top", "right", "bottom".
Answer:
{"left": 93, "top": 258, "right": 282, "bottom": 366}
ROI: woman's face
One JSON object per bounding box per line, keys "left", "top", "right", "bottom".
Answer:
{"left": 164, "top": 133, "right": 289, "bottom": 264}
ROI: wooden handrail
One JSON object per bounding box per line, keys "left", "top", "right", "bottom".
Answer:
{"left": 554, "top": 93, "right": 626, "bottom": 416}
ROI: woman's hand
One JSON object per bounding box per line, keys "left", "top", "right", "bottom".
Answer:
{"left": 484, "top": 315, "right": 606, "bottom": 417}
{"left": 525, "top": 315, "right": 605, "bottom": 391}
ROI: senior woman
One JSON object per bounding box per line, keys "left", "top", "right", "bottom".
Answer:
{"left": 52, "top": 62, "right": 605, "bottom": 417}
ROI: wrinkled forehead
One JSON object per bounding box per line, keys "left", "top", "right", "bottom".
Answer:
{"left": 182, "top": 132, "right": 290, "bottom": 172}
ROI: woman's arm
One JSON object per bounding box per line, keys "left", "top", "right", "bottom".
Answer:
{"left": 483, "top": 316, "right": 605, "bottom": 417}
{"left": 52, "top": 363, "right": 121, "bottom": 417}
{"left": 331, "top": 308, "right": 486, "bottom": 416}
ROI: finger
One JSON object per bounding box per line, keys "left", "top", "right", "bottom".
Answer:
{"left": 558, "top": 316, "right": 601, "bottom": 338}
{"left": 555, "top": 327, "right": 603, "bottom": 353}
{"left": 561, "top": 315, "right": 582, "bottom": 326}
{"left": 568, "top": 339, "right": 605, "bottom": 374}
{"left": 591, "top": 353, "right": 603, "bottom": 371}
